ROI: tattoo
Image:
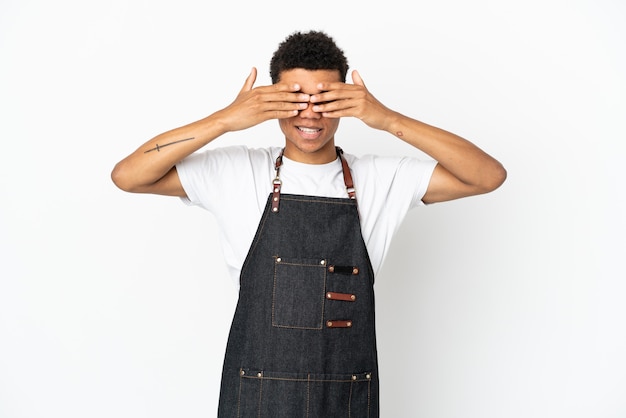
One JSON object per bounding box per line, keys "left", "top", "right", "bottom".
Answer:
{"left": 144, "top": 137, "right": 195, "bottom": 153}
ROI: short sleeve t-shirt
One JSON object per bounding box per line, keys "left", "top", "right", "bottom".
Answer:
{"left": 176, "top": 145, "right": 437, "bottom": 286}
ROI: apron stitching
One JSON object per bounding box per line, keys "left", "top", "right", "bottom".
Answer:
{"left": 271, "top": 258, "right": 327, "bottom": 330}
{"left": 257, "top": 375, "right": 263, "bottom": 418}
{"left": 321, "top": 268, "right": 327, "bottom": 329}
{"left": 271, "top": 263, "right": 278, "bottom": 328}
{"left": 282, "top": 197, "right": 355, "bottom": 206}
{"left": 306, "top": 373, "right": 311, "bottom": 418}
{"left": 240, "top": 205, "right": 272, "bottom": 280}
{"left": 244, "top": 375, "right": 365, "bottom": 382}
{"left": 237, "top": 369, "right": 243, "bottom": 418}
{"left": 367, "top": 378, "right": 372, "bottom": 418}
{"left": 348, "top": 379, "right": 353, "bottom": 418}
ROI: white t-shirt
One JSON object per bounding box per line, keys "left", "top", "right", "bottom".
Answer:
{"left": 177, "top": 145, "right": 437, "bottom": 286}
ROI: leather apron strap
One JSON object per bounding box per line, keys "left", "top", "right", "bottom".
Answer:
{"left": 271, "top": 146, "right": 355, "bottom": 213}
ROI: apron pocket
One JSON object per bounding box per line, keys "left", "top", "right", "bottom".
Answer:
{"left": 237, "top": 369, "right": 372, "bottom": 418}
{"left": 272, "top": 257, "right": 327, "bottom": 330}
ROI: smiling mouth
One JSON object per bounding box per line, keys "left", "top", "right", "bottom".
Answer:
{"left": 297, "top": 127, "right": 322, "bottom": 134}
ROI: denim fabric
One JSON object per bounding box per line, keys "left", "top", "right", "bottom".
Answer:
{"left": 217, "top": 194, "right": 379, "bottom": 417}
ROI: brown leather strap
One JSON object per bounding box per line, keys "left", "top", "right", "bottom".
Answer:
{"left": 271, "top": 178, "right": 282, "bottom": 213}
{"left": 271, "top": 147, "right": 356, "bottom": 213}
{"left": 326, "top": 320, "right": 353, "bottom": 328}
{"left": 271, "top": 151, "right": 284, "bottom": 213}
{"left": 336, "top": 147, "right": 356, "bottom": 200}
{"left": 326, "top": 291, "right": 356, "bottom": 302}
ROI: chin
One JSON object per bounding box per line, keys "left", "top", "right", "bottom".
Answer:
{"left": 298, "top": 141, "right": 331, "bottom": 153}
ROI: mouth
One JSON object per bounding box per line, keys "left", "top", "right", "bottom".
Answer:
{"left": 297, "top": 126, "right": 322, "bottom": 134}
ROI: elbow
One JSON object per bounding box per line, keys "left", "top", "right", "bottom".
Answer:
{"left": 493, "top": 162, "right": 508, "bottom": 190}
{"left": 111, "top": 161, "right": 137, "bottom": 193}
{"left": 481, "top": 162, "right": 507, "bottom": 194}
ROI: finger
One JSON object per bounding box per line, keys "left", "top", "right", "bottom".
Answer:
{"left": 271, "top": 81, "right": 303, "bottom": 94}
{"left": 267, "top": 82, "right": 310, "bottom": 103}
{"left": 240, "top": 67, "right": 257, "bottom": 93}
{"left": 310, "top": 80, "right": 359, "bottom": 103}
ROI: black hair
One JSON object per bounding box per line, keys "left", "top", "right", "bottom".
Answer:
{"left": 269, "top": 30, "right": 349, "bottom": 83}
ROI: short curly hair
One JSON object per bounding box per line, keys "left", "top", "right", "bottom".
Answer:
{"left": 269, "top": 30, "right": 349, "bottom": 83}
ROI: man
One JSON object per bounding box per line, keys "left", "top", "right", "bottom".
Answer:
{"left": 112, "top": 30, "right": 506, "bottom": 417}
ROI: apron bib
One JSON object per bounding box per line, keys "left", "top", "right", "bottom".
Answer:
{"left": 218, "top": 148, "right": 379, "bottom": 417}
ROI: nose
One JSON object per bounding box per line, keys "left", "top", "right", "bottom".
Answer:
{"left": 299, "top": 101, "right": 321, "bottom": 119}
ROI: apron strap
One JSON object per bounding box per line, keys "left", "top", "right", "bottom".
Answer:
{"left": 271, "top": 152, "right": 284, "bottom": 213}
{"left": 336, "top": 147, "right": 356, "bottom": 200}
{"left": 272, "top": 147, "right": 356, "bottom": 213}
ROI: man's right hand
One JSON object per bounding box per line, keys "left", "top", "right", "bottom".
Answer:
{"left": 215, "top": 67, "right": 311, "bottom": 133}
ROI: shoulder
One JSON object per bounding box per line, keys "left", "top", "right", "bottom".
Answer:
{"left": 177, "top": 145, "right": 282, "bottom": 172}
{"left": 343, "top": 152, "right": 437, "bottom": 178}
{"left": 343, "top": 152, "right": 437, "bottom": 207}
{"left": 184, "top": 145, "right": 280, "bottom": 162}
{"left": 176, "top": 145, "right": 280, "bottom": 208}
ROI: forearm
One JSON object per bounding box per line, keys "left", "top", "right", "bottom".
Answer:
{"left": 111, "top": 112, "right": 227, "bottom": 193}
{"left": 384, "top": 112, "right": 506, "bottom": 193}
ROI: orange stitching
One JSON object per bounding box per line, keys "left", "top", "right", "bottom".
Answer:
{"left": 281, "top": 196, "right": 356, "bottom": 206}
{"left": 257, "top": 374, "right": 263, "bottom": 418}
{"left": 271, "top": 258, "right": 326, "bottom": 330}
{"left": 237, "top": 369, "right": 243, "bottom": 418}
{"left": 240, "top": 204, "right": 271, "bottom": 279}
{"left": 238, "top": 369, "right": 372, "bottom": 416}
{"left": 306, "top": 373, "right": 310, "bottom": 418}
{"left": 348, "top": 379, "right": 353, "bottom": 418}
{"left": 275, "top": 262, "right": 324, "bottom": 267}
{"left": 271, "top": 260, "right": 278, "bottom": 327}
{"left": 240, "top": 374, "right": 370, "bottom": 383}
{"left": 367, "top": 379, "right": 371, "bottom": 418}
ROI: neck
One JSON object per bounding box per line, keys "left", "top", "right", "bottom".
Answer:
{"left": 283, "top": 141, "right": 338, "bottom": 164}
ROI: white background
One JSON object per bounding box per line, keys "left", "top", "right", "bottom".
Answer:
{"left": 1, "top": 0, "right": 625, "bottom": 417}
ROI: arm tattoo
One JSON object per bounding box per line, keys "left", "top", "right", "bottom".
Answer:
{"left": 144, "top": 137, "right": 195, "bottom": 153}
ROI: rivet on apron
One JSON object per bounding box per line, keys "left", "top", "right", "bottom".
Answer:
{"left": 352, "top": 267, "right": 359, "bottom": 275}
{"left": 240, "top": 370, "right": 245, "bottom": 376}
{"left": 327, "top": 321, "right": 333, "bottom": 327}
{"left": 320, "top": 260, "right": 326, "bottom": 266}
{"left": 352, "top": 375, "right": 357, "bottom": 381}
{"left": 257, "top": 372, "right": 263, "bottom": 378}
{"left": 328, "top": 265, "right": 335, "bottom": 273}
{"left": 366, "top": 373, "right": 371, "bottom": 380}
{"left": 276, "top": 257, "right": 282, "bottom": 263}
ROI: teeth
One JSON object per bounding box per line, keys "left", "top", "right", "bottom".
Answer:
{"left": 299, "top": 127, "right": 319, "bottom": 133}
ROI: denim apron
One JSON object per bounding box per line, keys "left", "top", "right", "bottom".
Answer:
{"left": 217, "top": 147, "right": 379, "bottom": 417}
